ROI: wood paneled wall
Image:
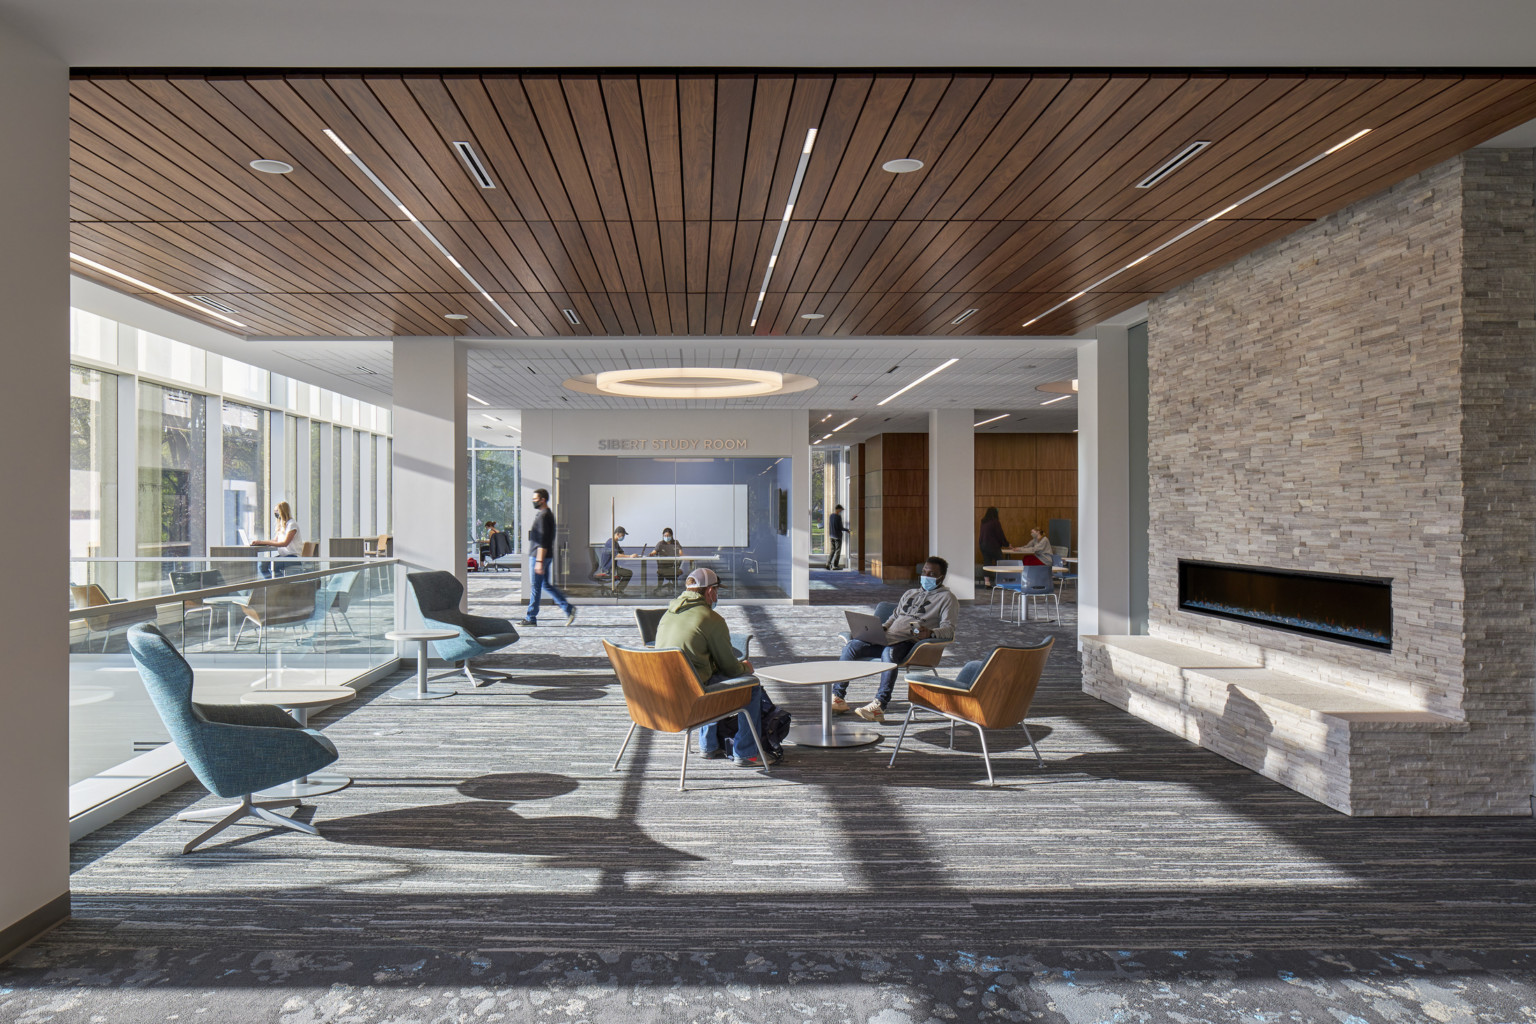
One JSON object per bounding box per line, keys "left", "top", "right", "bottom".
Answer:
{"left": 862, "top": 433, "right": 929, "bottom": 583}
{"left": 975, "top": 433, "right": 1078, "bottom": 558}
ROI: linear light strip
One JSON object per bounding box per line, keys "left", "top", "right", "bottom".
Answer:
{"left": 878, "top": 357, "right": 959, "bottom": 407}
{"left": 750, "top": 129, "right": 818, "bottom": 329}
{"left": 830, "top": 417, "right": 857, "bottom": 433}
{"left": 973, "top": 413, "right": 1009, "bottom": 427}
{"left": 466, "top": 393, "right": 490, "bottom": 406}
{"left": 1041, "top": 394, "right": 1071, "bottom": 406}
{"left": 323, "top": 129, "right": 519, "bottom": 330}
{"left": 1021, "top": 128, "right": 1372, "bottom": 330}
{"left": 70, "top": 253, "right": 248, "bottom": 329}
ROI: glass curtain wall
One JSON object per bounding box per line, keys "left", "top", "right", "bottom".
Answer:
{"left": 283, "top": 413, "right": 299, "bottom": 517}
{"left": 468, "top": 440, "right": 521, "bottom": 557}
{"left": 810, "top": 445, "right": 848, "bottom": 560}
{"left": 136, "top": 383, "right": 206, "bottom": 593}
{"left": 331, "top": 426, "right": 343, "bottom": 536}
{"left": 309, "top": 420, "right": 322, "bottom": 542}
{"left": 221, "top": 401, "right": 268, "bottom": 545}
{"left": 69, "top": 365, "right": 119, "bottom": 591}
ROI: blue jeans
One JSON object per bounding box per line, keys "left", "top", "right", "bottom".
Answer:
{"left": 697, "top": 676, "right": 763, "bottom": 761}
{"left": 260, "top": 553, "right": 298, "bottom": 578}
{"left": 833, "top": 638, "right": 916, "bottom": 709}
{"left": 525, "top": 563, "right": 572, "bottom": 622}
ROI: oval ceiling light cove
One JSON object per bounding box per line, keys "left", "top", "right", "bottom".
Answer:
{"left": 881, "top": 158, "right": 924, "bottom": 173}
{"left": 444, "top": 313, "right": 470, "bottom": 320}
{"left": 564, "top": 368, "right": 818, "bottom": 400}
{"left": 249, "top": 159, "right": 294, "bottom": 174}
{"left": 1036, "top": 379, "right": 1079, "bottom": 395}
{"left": 801, "top": 312, "right": 826, "bottom": 319}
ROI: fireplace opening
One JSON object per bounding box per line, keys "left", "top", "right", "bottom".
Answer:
{"left": 1178, "top": 560, "right": 1392, "bottom": 651}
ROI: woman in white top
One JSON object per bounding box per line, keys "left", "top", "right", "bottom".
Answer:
{"left": 1018, "top": 526, "right": 1054, "bottom": 564}
{"left": 253, "top": 500, "right": 303, "bottom": 577}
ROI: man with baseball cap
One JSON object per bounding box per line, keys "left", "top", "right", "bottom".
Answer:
{"left": 654, "top": 567, "right": 774, "bottom": 766}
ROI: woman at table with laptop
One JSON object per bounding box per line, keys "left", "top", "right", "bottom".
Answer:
{"left": 251, "top": 501, "right": 302, "bottom": 577}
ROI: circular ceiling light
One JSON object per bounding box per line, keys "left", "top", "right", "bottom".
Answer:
{"left": 249, "top": 159, "right": 295, "bottom": 174}
{"left": 564, "top": 368, "right": 819, "bottom": 400}
{"left": 444, "top": 313, "right": 470, "bottom": 320}
{"left": 801, "top": 312, "right": 825, "bottom": 320}
{"left": 881, "top": 158, "right": 924, "bottom": 173}
{"left": 1036, "top": 378, "right": 1079, "bottom": 395}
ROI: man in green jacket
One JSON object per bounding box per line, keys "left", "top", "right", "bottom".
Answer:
{"left": 654, "top": 567, "right": 771, "bottom": 766}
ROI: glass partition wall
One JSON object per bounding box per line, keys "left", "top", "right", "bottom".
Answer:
{"left": 553, "top": 455, "right": 793, "bottom": 600}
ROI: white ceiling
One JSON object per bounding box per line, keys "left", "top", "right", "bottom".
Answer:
{"left": 5, "top": 0, "right": 1536, "bottom": 69}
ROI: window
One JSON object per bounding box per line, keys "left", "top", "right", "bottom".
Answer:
{"left": 70, "top": 366, "right": 119, "bottom": 566}
{"left": 352, "top": 429, "right": 362, "bottom": 533}
{"left": 136, "top": 330, "right": 206, "bottom": 387}
{"left": 221, "top": 401, "right": 268, "bottom": 545}
{"left": 136, "top": 383, "right": 206, "bottom": 589}
{"left": 468, "top": 440, "right": 521, "bottom": 554}
{"left": 283, "top": 413, "right": 299, "bottom": 525}
{"left": 70, "top": 309, "right": 118, "bottom": 364}
{"left": 331, "top": 426, "right": 343, "bottom": 536}
{"left": 309, "top": 420, "right": 322, "bottom": 542}
{"left": 221, "top": 356, "right": 269, "bottom": 403}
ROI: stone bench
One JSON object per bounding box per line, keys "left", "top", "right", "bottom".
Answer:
{"left": 1081, "top": 635, "right": 1465, "bottom": 815}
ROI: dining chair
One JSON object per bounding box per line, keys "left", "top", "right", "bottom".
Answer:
{"left": 1018, "top": 564, "right": 1059, "bottom": 624}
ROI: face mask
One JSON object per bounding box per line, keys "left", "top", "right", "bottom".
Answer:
{"left": 920, "top": 575, "right": 939, "bottom": 592}
{"left": 663, "top": 535, "right": 673, "bottom": 542}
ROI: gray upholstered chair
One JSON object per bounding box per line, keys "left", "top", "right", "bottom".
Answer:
{"left": 634, "top": 607, "right": 753, "bottom": 661}
{"left": 125, "top": 623, "right": 340, "bottom": 853}
{"left": 406, "top": 570, "right": 520, "bottom": 686}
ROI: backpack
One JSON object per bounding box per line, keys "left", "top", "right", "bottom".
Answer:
{"left": 716, "top": 691, "right": 791, "bottom": 758}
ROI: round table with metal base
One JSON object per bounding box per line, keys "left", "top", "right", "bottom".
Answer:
{"left": 385, "top": 629, "right": 460, "bottom": 700}
{"left": 240, "top": 688, "right": 357, "bottom": 798}
{"left": 753, "top": 660, "right": 892, "bottom": 748}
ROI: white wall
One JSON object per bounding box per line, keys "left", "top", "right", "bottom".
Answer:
{"left": 0, "top": 16, "right": 70, "bottom": 948}
{"left": 1078, "top": 326, "right": 1133, "bottom": 638}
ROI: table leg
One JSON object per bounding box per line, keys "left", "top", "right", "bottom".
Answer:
{"left": 787, "top": 680, "right": 883, "bottom": 748}
{"left": 388, "top": 639, "right": 458, "bottom": 700}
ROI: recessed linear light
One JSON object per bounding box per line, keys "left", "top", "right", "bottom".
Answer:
{"left": 1041, "top": 395, "right": 1071, "bottom": 406}
{"left": 878, "top": 358, "right": 959, "bottom": 407}
{"left": 249, "top": 158, "right": 294, "bottom": 175}
{"left": 444, "top": 313, "right": 469, "bottom": 320}
{"left": 451, "top": 141, "right": 496, "bottom": 189}
{"left": 190, "top": 294, "right": 241, "bottom": 315}
{"left": 973, "top": 413, "right": 1009, "bottom": 427}
{"left": 467, "top": 393, "right": 490, "bottom": 406}
{"left": 1135, "top": 141, "right": 1210, "bottom": 190}
{"left": 322, "top": 128, "right": 519, "bottom": 329}
{"left": 882, "top": 158, "right": 924, "bottom": 173}
{"left": 69, "top": 253, "right": 248, "bottom": 329}
{"left": 750, "top": 128, "right": 819, "bottom": 328}
{"left": 1021, "top": 127, "right": 1372, "bottom": 330}
{"left": 820, "top": 414, "right": 833, "bottom": 422}
{"left": 950, "top": 308, "right": 979, "bottom": 325}
{"left": 562, "top": 309, "right": 581, "bottom": 326}
{"left": 482, "top": 414, "right": 502, "bottom": 422}
{"left": 830, "top": 417, "right": 857, "bottom": 433}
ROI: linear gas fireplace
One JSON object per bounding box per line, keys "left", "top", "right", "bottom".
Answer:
{"left": 1178, "top": 560, "right": 1393, "bottom": 651}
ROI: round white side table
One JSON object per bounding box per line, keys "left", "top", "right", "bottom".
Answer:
{"left": 386, "top": 629, "right": 460, "bottom": 700}
{"left": 752, "top": 660, "right": 892, "bottom": 747}
{"left": 241, "top": 687, "right": 356, "bottom": 798}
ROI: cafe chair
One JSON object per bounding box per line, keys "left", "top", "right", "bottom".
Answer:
{"left": 71, "top": 583, "right": 155, "bottom": 653}
{"left": 602, "top": 640, "right": 768, "bottom": 790}
{"left": 406, "top": 570, "right": 520, "bottom": 686}
{"left": 888, "top": 639, "right": 1054, "bottom": 786}
{"left": 634, "top": 607, "right": 753, "bottom": 661}
{"left": 125, "top": 623, "right": 340, "bottom": 854}
{"left": 989, "top": 559, "right": 1024, "bottom": 617}
{"left": 170, "top": 570, "right": 219, "bottom": 648}
{"left": 233, "top": 579, "right": 322, "bottom": 651}
{"left": 1018, "top": 563, "right": 1059, "bottom": 624}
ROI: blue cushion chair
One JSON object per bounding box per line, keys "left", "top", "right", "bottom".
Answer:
{"left": 634, "top": 607, "right": 752, "bottom": 661}
{"left": 406, "top": 570, "right": 520, "bottom": 686}
{"left": 1018, "top": 563, "right": 1060, "bottom": 624}
{"left": 125, "top": 623, "right": 340, "bottom": 854}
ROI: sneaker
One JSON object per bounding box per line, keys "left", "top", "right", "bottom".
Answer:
{"left": 830, "top": 696, "right": 852, "bottom": 714}
{"left": 564, "top": 607, "right": 578, "bottom": 627}
{"left": 854, "top": 701, "right": 886, "bottom": 723}
{"left": 699, "top": 748, "right": 725, "bottom": 760}
{"left": 731, "top": 755, "right": 764, "bottom": 768}
{"left": 517, "top": 618, "right": 538, "bottom": 627}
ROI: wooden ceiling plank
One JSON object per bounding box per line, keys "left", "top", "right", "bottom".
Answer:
{"left": 839, "top": 218, "right": 923, "bottom": 294}
{"left": 870, "top": 74, "right": 992, "bottom": 222}
{"left": 68, "top": 116, "right": 233, "bottom": 222}
{"left": 860, "top": 220, "right": 950, "bottom": 295}
{"left": 725, "top": 218, "right": 768, "bottom": 295}
{"left": 75, "top": 223, "right": 240, "bottom": 296}
{"left": 704, "top": 289, "right": 727, "bottom": 335}
{"left": 509, "top": 75, "right": 608, "bottom": 224}
{"left": 820, "top": 287, "right": 875, "bottom": 336}
{"left": 721, "top": 287, "right": 750, "bottom": 334}
{"left": 69, "top": 196, "right": 114, "bottom": 223}
{"left": 164, "top": 220, "right": 345, "bottom": 294}
{"left": 901, "top": 219, "right": 1016, "bottom": 296}
{"left": 500, "top": 220, "right": 572, "bottom": 294}
{"left": 343, "top": 220, "right": 470, "bottom": 292}
{"left": 70, "top": 156, "right": 184, "bottom": 221}
{"left": 495, "top": 291, "right": 555, "bottom": 336}
{"left": 603, "top": 219, "right": 650, "bottom": 294}
{"left": 686, "top": 291, "right": 707, "bottom": 334}
{"left": 998, "top": 219, "right": 1173, "bottom": 296}
{"left": 574, "top": 219, "right": 630, "bottom": 298}
{"left": 844, "top": 74, "right": 953, "bottom": 222}
{"left": 640, "top": 76, "right": 685, "bottom": 222}
{"left": 764, "top": 219, "right": 813, "bottom": 294}
{"left": 541, "top": 220, "right": 608, "bottom": 294}
{"left": 932, "top": 219, "right": 1057, "bottom": 295}
{"left": 666, "top": 292, "right": 688, "bottom": 335}
{"left": 707, "top": 220, "right": 737, "bottom": 296}
{"left": 881, "top": 221, "right": 973, "bottom": 298}
{"left": 658, "top": 220, "right": 687, "bottom": 293}
{"left": 629, "top": 220, "right": 668, "bottom": 293}
{"left": 521, "top": 288, "right": 576, "bottom": 336}
{"left": 790, "top": 74, "right": 874, "bottom": 223}
{"left": 895, "top": 75, "right": 1036, "bottom": 222}
{"left": 785, "top": 220, "right": 845, "bottom": 295}
{"left": 462, "top": 220, "right": 546, "bottom": 294}
{"left": 560, "top": 76, "right": 633, "bottom": 223}
{"left": 426, "top": 220, "right": 530, "bottom": 299}
{"left": 69, "top": 174, "right": 152, "bottom": 221}
{"left": 736, "top": 75, "right": 794, "bottom": 221}
{"left": 361, "top": 76, "right": 499, "bottom": 222}
{"left": 711, "top": 75, "right": 755, "bottom": 221}
{"left": 684, "top": 220, "right": 711, "bottom": 294}
{"left": 819, "top": 220, "right": 893, "bottom": 296}
{"left": 443, "top": 76, "right": 554, "bottom": 222}
{"left": 816, "top": 75, "right": 913, "bottom": 222}
{"left": 599, "top": 290, "right": 642, "bottom": 335}
{"left": 402, "top": 75, "right": 530, "bottom": 224}
{"left": 600, "top": 77, "right": 659, "bottom": 224}
{"left": 679, "top": 76, "right": 716, "bottom": 224}
{"left": 477, "top": 76, "right": 580, "bottom": 223}
{"left": 627, "top": 292, "right": 657, "bottom": 335}
{"left": 647, "top": 292, "right": 674, "bottom": 335}
{"left": 763, "top": 76, "right": 835, "bottom": 219}
{"left": 988, "top": 220, "right": 1108, "bottom": 293}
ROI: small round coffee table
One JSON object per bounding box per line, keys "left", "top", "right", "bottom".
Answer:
{"left": 386, "top": 629, "right": 460, "bottom": 700}
{"left": 241, "top": 687, "right": 356, "bottom": 798}
{"left": 753, "top": 660, "right": 891, "bottom": 748}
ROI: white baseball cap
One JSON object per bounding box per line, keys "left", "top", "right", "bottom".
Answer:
{"left": 686, "top": 567, "right": 720, "bottom": 589}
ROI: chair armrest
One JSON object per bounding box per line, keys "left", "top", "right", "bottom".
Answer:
{"left": 462, "top": 612, "right": 515, "bottom": 636}
{"left": 910, "top": 680, "right": 975, "bottom": 694}
{"left": 421, "top": 616, "right": 471, "bottom": 640}
{"left": 196, "top": 702, "right": 301, "bottom": 729}
{"left": 729, "top": 632, "right": 754, "bottom": 660}
{"left": 834, "top": 630, "right": 852, "bottom": 643}
{"left": 702, "top": 674, "right": 757, "bottom": 693}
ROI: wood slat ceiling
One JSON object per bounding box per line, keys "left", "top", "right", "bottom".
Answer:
{"left": 69, "top": 71, "right": 1536, "bottom": 339}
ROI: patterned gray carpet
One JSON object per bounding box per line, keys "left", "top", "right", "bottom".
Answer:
{"left": 6, "top": 571, "right": 1535, "bottom": 1022}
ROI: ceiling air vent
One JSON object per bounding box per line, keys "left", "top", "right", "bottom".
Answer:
{"left": 190, "top": 295, "right": 240, "bottom": 315}
{"left": 353, "top": 365, "right": 380, "bottom": 375}
{"left": 451, "top": 141, "right": 497, "bottom": 189}
{"left": 562, "top": 309, "right": 581, "bottom": 325}
{"left": 1135, "top": 140, "right": 1211, "bottom": 189}
{"left": 950, "top": 308, "right": 979, "bottom": 325}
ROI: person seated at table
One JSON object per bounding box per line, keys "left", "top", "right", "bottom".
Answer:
{"left": 649, "top": 527, "right": 685, "bottom": 594}
{"left": 1017, "top": 526, "right": 1053, "bottom": 565}
{"left": 832, "top": 555, "right": 957, "bottom": 723}
{"left": 478, "top": 520, "right": 500, "bottom": 563}
{"left": 596, "top": 526, "right": 634, "bottom": 595}
{"left": 251, "top": 501, "right": 302, "bottom": 578}
{"left": 654, "top": 567, "right": 774, "bottom": 766}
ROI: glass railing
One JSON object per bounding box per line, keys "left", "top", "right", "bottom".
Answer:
{"left": 68, "top": 557, "right": 398, "bottom": 788}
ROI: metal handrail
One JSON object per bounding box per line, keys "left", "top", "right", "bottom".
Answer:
{"left": 68, "top": 558, "right": 396, "bottom": 620}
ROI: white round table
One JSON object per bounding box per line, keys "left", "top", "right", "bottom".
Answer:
{"left": 241, "top": 687, "right": 356, "bottom": 798}
{"left": 753, "top": 660, "right": 892, "bottom": 748}
{"left": 386, "top": 629, "right": 460, "bottom": 700}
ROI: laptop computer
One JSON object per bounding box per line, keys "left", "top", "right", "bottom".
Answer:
{"left": 236, "top": 528, "right": 251, "bottom": 546}
{"left": 843, "top": 609, "right": 889, "bottom": 645}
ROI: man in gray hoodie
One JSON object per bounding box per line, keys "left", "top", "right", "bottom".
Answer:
{"left": 832, "top": 555, "right": 957, "bottom": 723}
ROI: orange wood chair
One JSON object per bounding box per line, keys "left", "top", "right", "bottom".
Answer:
{"left": 602, "top": 639, "right": 768, "bottom": 790}
{"left": 888, "top": 638, "right": 1054, "bottom": 785}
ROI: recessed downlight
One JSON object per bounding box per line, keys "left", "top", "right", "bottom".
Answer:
{"left": 249, "top": 158, "right": 294, "bottom": 175}
{"left": 882, "top": 158, "right": 924, "bottom": 174}
{"left": 801, "top": 312, "right": 825, "bottom": 320}
{"left": 444, "top": 313, "right": 470, "bottom": 320}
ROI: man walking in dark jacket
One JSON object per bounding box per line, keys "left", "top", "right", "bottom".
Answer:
{"left": 826, "top": 504, "right": 850, "bottom": 570}
{"left": 520, "top": 488, "right": 576, "bottom": 627}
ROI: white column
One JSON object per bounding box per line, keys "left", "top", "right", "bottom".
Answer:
{"left": 1078, "top": 326, "right": 1133, "bottom": 637}
{"left": 392, "top": 339, "right": 468, "bottom": 604}
{"left": 0, "top": 17, "right": 69, "bottom": 949}
{"left": 928, "top": 408, "right": 977, "bottom": 601}
{"left": 519, "top": 409, "right": 554, "bottom": 599}
{"left": 790, "top": 409, "right": 811, "bottom": 603}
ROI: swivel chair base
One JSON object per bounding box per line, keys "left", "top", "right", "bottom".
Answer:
{"left": 430, "top": 661, "right": 509, "bottom": 687}
{"left": 175, "top": 792, "right": 319, "bottom": 854}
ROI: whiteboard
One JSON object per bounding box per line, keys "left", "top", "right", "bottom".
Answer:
{"left": 588, "top": 484, "right": 750, "bottom": 547}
